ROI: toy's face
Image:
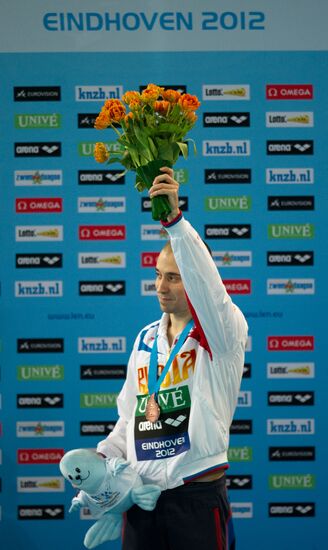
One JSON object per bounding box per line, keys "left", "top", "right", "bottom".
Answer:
{"left": 60, "top": 450, "right": 105, "bottom": 493}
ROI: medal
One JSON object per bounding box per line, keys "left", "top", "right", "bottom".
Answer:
{"left": 145, "top": 393, "right": 160, "bottom": 423}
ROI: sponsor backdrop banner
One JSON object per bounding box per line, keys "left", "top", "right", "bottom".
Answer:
{"left": 0, "top": 1, "right": 327, "bottom": 548}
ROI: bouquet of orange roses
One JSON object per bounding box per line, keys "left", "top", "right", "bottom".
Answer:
{"left": 93, "top": 84, "right": 200, "bottom": 221}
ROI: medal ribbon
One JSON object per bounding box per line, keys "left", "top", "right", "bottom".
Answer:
{"left": 148, "top": 319, "right": 194, "bottom": 396}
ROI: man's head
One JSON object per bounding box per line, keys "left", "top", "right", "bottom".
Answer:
{"left": 155, "top": 241, "right": 190, "bottom": 317}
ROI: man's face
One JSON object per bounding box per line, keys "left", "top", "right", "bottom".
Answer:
{"left": 155, "top": 246, "right": 190, "bottom": 316}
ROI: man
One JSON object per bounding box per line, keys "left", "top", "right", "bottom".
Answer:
{"left": 97, "top": 167, "right": 248, "bottom": 549}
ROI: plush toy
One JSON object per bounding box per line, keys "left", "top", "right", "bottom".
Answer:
{"left": 59, "top": 449, "right": 161, "bottom": 549}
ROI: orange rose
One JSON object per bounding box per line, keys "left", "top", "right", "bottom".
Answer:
{"left": 102, "top": 99, "right": 126, "bottom": 123}
{"left": 162, "top": 89, "right": 181, "bottom": 103}
{"left": 185, "top": 111, "right": 198, "bottom": 123}
{"left": 94, "top": 142, "right": 109, "bottom": 163}
{"left": 94, "top": 109, "right": 111, "bottom": 130}
{"left": 124, "top": 111, "right": 134, "bottom": 125}
{"left": 178, "top": 93, "right": 201, "bottom": 111}
{"left": 141, "top": 88, "right": 160, "bottom": 103}
{"left": 146, "top": 83, "right": 164, "bottom": 94}
{"left": 129, "top": 99, "right": 141, "bottom": 111}
{"left": 154, "top": 100, "right": 170, "bottom": 114}
{"left": 122, "top": 91, "right": 141, "bottom": 105}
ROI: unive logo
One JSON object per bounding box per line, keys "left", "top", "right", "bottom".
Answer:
{"left": 17, "top": 477, "right": 65, "bottom": 493}
{"left": 80, "top": 393, "right": 118, "bottom": 408}
{"left": 15, "top": 142, "right": 61, "bottom": 157}
{"left": 267, "top": 279, "right": 315, "bottom": 295}
{"left": 78, "top": 252, "right": 126, "bottom": 268}
{"left": 14, "top": 86, "right": 61, "bottom": 102}
{"left": 267, "top": 196, "right": 314, "bottom": 211}
{"left": 79, "top": 225, "right": 126, "bottom": 240}
{"left": 269, "top": 474, "right": 315, "bottom": 489}
{"left": 17, "top": 365, "right": 65, "bottom": 381}
{"left": 228, "top": 447, "right": 253, "bottom": 462}
{"left": 16, "top": 198, "right": 63, "bottom": 213}
{"left": 15, "top": 170, "right": 63, "bottom": 186}
{"left": 205, "top": 169, "right": 251, "bottom": 184}
{"left": 266, "top": 112, "right": 314, "bottom": 127}
{"left": 16, "top": 421, "right": 65, "bottom": 437}
{"left": 267, "top": 362, "right": 315, "bottom": 379}
{"left": 79, "top": 281, "right": 125, "bottom": 296}
{"left": 78, "top": 169, "right": 125, "bottom": 185}
{"left": 15, "top": 225, "right": 63, "bottom": 242}
{"left": 203, "top": 85, "right": 250, "bottom": 100}
{"left": 212, "top": 251, "right": 252, "bottom": 267}
{"left": 267, "top": 419, "right": 314, "bottom": 435}
{"left": 266, "top": 168, "right": 314, "bottom": 185}
{"left": 141, "top": 225, "right": 168, "bottom": 241}
{"left": 203, "top": 112, "right": 250, "bottom": 127}
{"left": 267, "top": 336, "right": 314, "bottom": 351}
{"left": 269, "top": 446, "right": 315, "bottom": 461}
{"left": 15, "top": 281, "right": 63, "bottom": 298}
{"left": 16, "top": 253, "right": 63, "bottom": 269}
{"left": 205, "top": 196, "right": 251, "bottom": 211}
{"left": 78, "top": 141, "right": 124, "bottom": 157}
{"left": 203, "top": 140, "right": 250, "bottom": 157}
{"left": 205, "top": 224, "right": 251, "bottom": 239}
{"left": 267, "top": 141, "right": 313, "bottom": 155}
{"left": 268, "top": 224, "right": 314, "bottom": 239}
{"left": 78, "top": 337, "right": 126, "bottom": 353}
{"left": 231, "top": 503, "right": 253, "bottom": 519}
{"left": 15, "top": 114, "right": 61, "bottom": 129}
{"left": 75, "top": 85, "right": 123, "bottom": 101}
{"left": 267, "top": 252, "right": 314, "bottom": 267}
{"left": 266, "top": 84, "right": 313, "bottom": 100}
{"left": 78, "top": 197, "right": 126, "bottom": 213}
{"left": 269, "top": 503, "right": 315, "bottom": 518}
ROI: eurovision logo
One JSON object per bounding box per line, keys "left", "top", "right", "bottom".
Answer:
{"left": 14, "top": 86, "right": 61, "bottom": 102}
{"left": 269, "top": 447, "right": 315, "bottom": 461}
{"left": 80, "top": 365, "right": 126, "bottom": 380}
{"left": 203, "top": 85, "right": 250, "bottom": 100}
{"left": 205, "top": 169, "right": 251, "bottom": 184}
{"left": 17, "top": 338, "right": 64, "bottom": 353}
{"left": 267, "top": 196, "right": 314, "bottom": 211}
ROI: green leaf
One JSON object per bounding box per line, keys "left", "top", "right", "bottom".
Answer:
{"left": 185, "top": 137, "right": 197, "bottom": 155}
{"left": 147, "top": 136, "right": 158, "bottom": 157}
{"left": 176, "top": 141, "right": 188, "bottom": 159}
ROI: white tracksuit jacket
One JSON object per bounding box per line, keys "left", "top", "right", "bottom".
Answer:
{"left": 97, "top": 213, "right": 248, "bottom": 490}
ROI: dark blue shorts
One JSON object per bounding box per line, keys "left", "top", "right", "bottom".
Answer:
{"left": 122, "top": 475, "right": 235, "bottom": 550}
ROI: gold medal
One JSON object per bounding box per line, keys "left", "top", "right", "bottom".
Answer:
{"left": 145, "top": 393, "right": 160, "bottom": 423}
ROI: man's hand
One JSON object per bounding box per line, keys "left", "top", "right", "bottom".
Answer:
{"left": 148, "top": 167, "right": 180, "bottom": 222}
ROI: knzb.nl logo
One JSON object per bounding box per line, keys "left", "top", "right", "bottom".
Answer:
{"left": 75, "top": 86, "right": 123, "bottom": 101}
{"left": 267, "top": 419, "right": 314, "bottom": 435}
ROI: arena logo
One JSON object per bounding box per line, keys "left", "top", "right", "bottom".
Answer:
{"left": 205, "top": 168, "right": 251, "bottom": 184}
{"left": 226, "top": 476, "right": 252, "bottom": 490}
{"left": 14, "top": 86, "right": 61, "bottom": 102}
{"left": 15, "top": 225, "right": 63, "bottom": 242}
{"left": 78, "top": 141, "right": 124, "bottom": 157}
{"left": 78, "top": 169, "right": 125, "bottom": 185}
{"left": 203, "top": 112, "right": 250, "bottom": 127}
{"left": 17, "top": 365, "right": 65, "bottom": 381}
{"left": 223, "top": 279, "right": 251, "bottom": 294}
{"left": 15, "top": 142, "right": 61, "bottom": 157}
{"left": 18, "top": 505, "right": 64, "bottom": 520}
{"left": 269, "top": 474, "right": 315, "bottom": 490}
{"left": 17, "top": 338, "right": 64, "bottom": 353}
{"left": 266, "top": 112, "right": 313, "bottom": 127}
{"left": 205, "top": 224, "right": 251, "bottom": 239}
{"left": 141, "top": 225, "right": 168, "bottom": 241}
{"left": 203, "top": 140, "right": 250, "bottom": 156}
{"left": 79, "top": 225, "right": 126, "bottom": 240}
{"left": 228, "top": 446, "right": 253, "bottom": 462}
{"left": 266, "top": 168, "right": 314, "bottom": 185}
{"left": 266, "top": 84, "right": 313, "bottom": 100}
{"left": 80, "top": 365, "right": 126, "bottom": 379}
{"left": 267, "top": 419, "right": 314, "bottom": 435}
{"left": 17, "top": 394, "right": 64, "bottom": 408}
{"left": 230, "top": 420, "right": 252, "bottom": 434}
{"left": 17, "top": 477, "right": 65, "bottom": 493}
{"left": 15, "top": 281, "right": 63, "bottom": 298}
{"left": 266, "top": 140, "right": 313, "bottom": 155}
{"left": 243, "top": 363, "right": 252, "bottom": 378}
{"left": 202, "top": 85, "right": 250, "bottom": 100}
{"left": 205, "top": 196, "right": 251, "bottom": 211}
{"left": 267, "top": 336, "right": 314, "bottom": 351}
{"left": 268, "top": 223, "right": 314, "bottom": 239}
{"left": 142, "top": 196, "right": 188, "bottom": 212}
{"left": 16, "top": 253, "right": 63, "bottom": 269}
{"left": 15, "top": 170, "right": 63, "bottom": 186}
{"left": 268, "top": 392, "right": 314, "bottom": 406}
{"left": 141, "top": 252, "right": 160, "bottom": 267}
{"left": 75, "top": 85, "right": 123, "bottom": 101}
{"left": 267, "top": 196, "right": 314, "bottom": 211}
{"left": 78, "top": 197, "right": 126, "bottom": 213}
{"left": 80, "top": 393, "right": 118, "bottom": 408}
{"left": 15, "top": 198, "right": 63, "bottom": 213}
{"left": 212, "top": 251, "right": 252, "bottom": 267}
{"left": 267, "top": 362, "right": 315, "bottom": 379}
{"left": 231, "top": 503, "right": 253, "bottom": 519}
{"left": 268, "top": 503, "right": 315, "bottom": 517}
{"left": 16, "top": 421, "right": 65, "bottom": 438}
{"left": 79, "top": 281, "right": 125, "bottom": 296}
{"left": 15, "top": 113, "right": 61, "bottom": 129}
{"left": 267, "top": 251, "right": 314, "bottom": 266}
{"left": 269, "top": 446, "right": 315, "bottom": 461}
{"left": 141, "top": 280, "right": 157, "bottom": 296}
{"left": 237, "top": 391, "right": 252, "bottom": 407}
{"left": 78, "top": 252, "right": 126, "bottom": 268}
{"left": 78, "top": 337, "right": 126, "bottom": 353}
{"left": 267, "top": 279, "right": 315, "bottom": 295}
{"left": 17, "top": 448, "right": 64, "bottom": 464}
{"left": 80, "top": 421, "right": 116, "bottom": 436}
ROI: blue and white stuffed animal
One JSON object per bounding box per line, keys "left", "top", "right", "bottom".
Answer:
{"left": 59, "top": 449, "right": 161, "bottom": 549}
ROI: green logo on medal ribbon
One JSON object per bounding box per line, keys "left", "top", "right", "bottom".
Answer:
{"left": 136, "top": 386, "right": 191, "bottom": 417}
